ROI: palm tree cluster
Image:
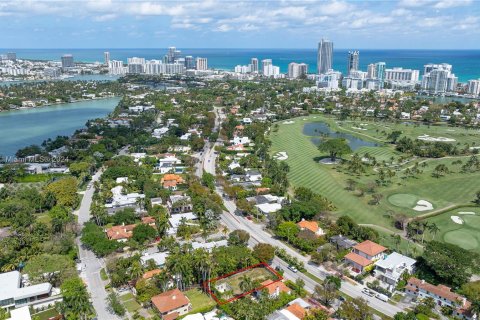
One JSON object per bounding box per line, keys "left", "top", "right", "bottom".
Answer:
{"left": 406, "top": 221, "right": 440, "bottom": 243}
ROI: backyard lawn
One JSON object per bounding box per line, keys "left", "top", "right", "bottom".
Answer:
{"left": 269, "top": 115, "right": 480, "bottom": 232}
{"left": 120, "top": 292, "right": 141, "bottom": 313}
{"left": 184, "top": 288, "right": 216, "bottom": 313}
{"left": 31, "top": 308, "right": 60, "bottom": 320}
{"left": 214, "top": 267, "right": 277, "bottom": 296}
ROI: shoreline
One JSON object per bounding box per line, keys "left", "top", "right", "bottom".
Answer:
{"left": 0, "top": 95, "right": 120, "bottom": 113}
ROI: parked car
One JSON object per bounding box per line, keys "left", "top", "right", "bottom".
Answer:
{"left": 275, "top": 266, "right": 283, "bottom": 272}
{"left": 287, "top": 265, "right": 298, "bottom": 273}
{"left": 375, "top": 293, "right": 389, "bottom": 302}
{"left": 362, "top": 288, "right": 375, "bottom": 297}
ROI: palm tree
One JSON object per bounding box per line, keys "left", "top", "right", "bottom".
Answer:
{"left": 130, "top": 261, "right": 144, "bottom": 281}
{"left": 239, "top": 275, "right": 253, "bottom": 292}
{"left": 1, "top": 262, "right": 16, "bottom": 272}
{"left": 428, "top": 222, "right": 440, "bottom": 241}
{"left": 470, "top": 299, "right": 480, "bottom": 318}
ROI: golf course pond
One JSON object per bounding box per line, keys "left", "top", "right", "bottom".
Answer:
{"left": 304, "top": 122, "right": 381, "bottom": 151}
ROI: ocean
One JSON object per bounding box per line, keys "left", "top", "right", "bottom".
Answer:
{"left": 4, "top": 48, "right": 480, "bottom": 83}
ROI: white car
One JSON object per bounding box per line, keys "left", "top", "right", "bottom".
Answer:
{"left": 362, "top": 288, "right": 375, "bottom": 297}
{"left": 287, "top": 265, "right": 298, "bottom": 273}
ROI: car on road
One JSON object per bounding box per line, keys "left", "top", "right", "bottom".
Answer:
{"left": 362, "top": 288, "right": 375, "bottom": 297}
{"left": 287, "top": 265, "right": 298, "bottom": 273}
{"left": 275, "top": 266, "right": 283, "bottom": 272}
{"left": 375, "top": 293, "right": 389, "bottom": 302}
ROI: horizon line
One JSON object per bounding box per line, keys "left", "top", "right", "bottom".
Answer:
{"left": 2, "top": 47, "right": 480, "bottom": 51}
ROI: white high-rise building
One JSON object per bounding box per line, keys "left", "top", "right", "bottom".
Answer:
{"left": 367, "top": 63, "right": 377, "bottom": 78}
{"left": 342, "top": 77, "right": 363, "bottom": 90}
{"left": 144, "top": 60, "right": 185, "bottom": 75}
{"left": 104, "top": 52, "right": 110, "bottom": 66}
{"left": 421, "top": 63, "right": 457, "bottom": 93}
{"left": 196, "top": 57, "right": 208, "bottom": 71}
{"left": 467, "top": 79, "right": 480, "bottom": 96}
{"left": 127, "top": 57, "right": 145, "bottom": 74}
{"left": 384, "top": 68, "right": 419, "bottom": 82}
{"left": 317, "top": 70, "right": 341, "bottom": 89}
{"left": 263, "top": 64, "right": 280, "bottom": 77}
{"left": 317, "top": 38, "right": 333, "bottom": 74}
{"left": 251, "top": 58, "right": 259, "bottom": 73}
{"left": 261, "top": 59, "right": 272, "bottom": 74}
{"left": 288, "top": 62, "right": 308, "bottom": 79}
{"left": 108, "top": 60, "right": 126, "bottom": 75}
{"left": 234, "top": 65, "right": 251, "bottom": 74}
{"left": 347, "top": 51, "right": 359, "bottom": 75}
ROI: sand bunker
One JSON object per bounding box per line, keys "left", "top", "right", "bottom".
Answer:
{"left": 417, "top": 135, "right": 455, "bottom": 142}
{"left": 451, "top": 216, "right": 464, "bottom": 224}
{"left": 352, "top": 127, "right": 367, "bottom": 131}
{"left": 283, "top": 121, "right": 295, "bottom": 124}
{"left": 458, "top": 212, "right": 476, "bottom": 215}
{"left": 413, "top": 200, "right": 433, "bottom": 211}
{"left": 274, "top": 151, "right": 288, "bottom": 161}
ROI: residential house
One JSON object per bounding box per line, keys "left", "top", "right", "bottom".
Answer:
{"left": 329, "top": 235, "right": 357, "bottom": 250}
{"left": 344, "top": 240, "right": 387, "bottom": 273}
{"left": 106, "top": 216, "right": 156, "bottom": 242}
{"left": 106, "top": 223, "right": 135, "bottom": 242}
{"left": 191, "top": 240, "right": 228, "bottom": 252}
{"left": 141, "top": 252, "right": 169, "bottom": 268}
{"left": 156, "top": 154, "right": 183, "bottom": 174}
{"left": 297, "top": 219, "right": 325, "bottom": 237}
{"left": 406, "top": 277, "right": 475, "bottom": 320}
{"left": 245, "top": 169, "right": 262, "bottom": 182}
{"left": 232, "top": 136, "right": 251, "bottom": 146}
{"left": 0, "top": 271, "right": 58, "bottom": 311}
{"left": 167, "top": 212, "right": 198, "bottom": 235}
{"left": 258, "top": 280, "right": 291, "bottom": 298}
{"left": 151, "top": 288, "right": 192, "bottom": 320}
{"left": 167, "top": 195, "right": 193, "bottom": 214}
{"left": 105, "top": 185, "right": 145, "bottom": 214}
{"left": 142, "top": 269, "right": 162, "bottom": 280}
{"left": 161, "top": 174, "right": 184, "bottom": 190}
{"left": 374, "top": 252, "right": 416, "bottom": 291}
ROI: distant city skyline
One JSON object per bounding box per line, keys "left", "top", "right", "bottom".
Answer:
{"left": 0, "top": 0, "right": 479, "bottom": 49}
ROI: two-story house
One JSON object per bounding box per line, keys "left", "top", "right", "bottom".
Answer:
{"left": 344, "top": 240, "right": 387, "bottom": 273}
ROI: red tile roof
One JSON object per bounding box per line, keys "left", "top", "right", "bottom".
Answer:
{"left": 286, "top": 303, "right": 307, "bottom": 319}
{"left": 260, "top": 280, "right": 291, "bottom": 295}
{"left": 344, "top": 252, "right": 373, "bottom": 267}
{"left": 407, "top": 277, "right": 463, "bottom": 303}
{"left": 297, "top": 220, "right": 320, "bottom": 234}
{"left": 106, "top": 224, "right": 135, "bottom": 240}
{"left": 142, "top": 269, "right": 162, "bottom": 279}
{"left": 353, "top": 240, "right": 387, "bottom": 257}
{"left": 151, "top": 289, "right": 190, "bottom": 314}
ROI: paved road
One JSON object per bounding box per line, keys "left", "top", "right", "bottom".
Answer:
{"left": 75, "top": 169, "right": 120, "bottom": 320}
{"left": 201, "top": 109, "right": 404, "bottom": 317}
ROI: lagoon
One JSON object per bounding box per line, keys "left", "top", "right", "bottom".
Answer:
{"left": 0, "top": 97, "right": 120, "bottom": 157}
{"left": 304, "top": 122, "right": 380, "bottom": 151}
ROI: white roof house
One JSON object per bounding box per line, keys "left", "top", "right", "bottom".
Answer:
{"left": 0, "top": 271, "right": 53, "bottom": 310}
{"left": 191, "top": 240, "right": 228, "bottom": 252}
{"left": 374, "top": 252, "right": 416, "bottom": 290}
{"left": 141, "top": 252, "right": 169, "bottom": 267}
{"left": 167, "top": 212, "right": 198, "bottom": 235}
{"left": 232, "top": 136, "right": 251, "bottom": 146}
{"left": 105, "top": 186, "right": 145, "bottom": 209}
{"left": 256, "top": 203, "right": 282, "bottom": 215}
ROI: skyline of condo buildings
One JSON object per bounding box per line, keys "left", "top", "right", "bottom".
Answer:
{"left": 19, "top": 40, "right": 477, "bottom": 96}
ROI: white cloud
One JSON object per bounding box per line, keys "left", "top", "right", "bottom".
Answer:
{"left": 434, "top": 0, "right": 472, "bottom": 9}
{"left": 215, "top": 24, "right": 232, "bottom": 32}
{"left": 93, "top": 14, "right": 116, "bottom": 22}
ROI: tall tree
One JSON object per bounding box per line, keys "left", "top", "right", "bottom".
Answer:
{"left": 318, "top": 138, "right": 352, "bottom": 162}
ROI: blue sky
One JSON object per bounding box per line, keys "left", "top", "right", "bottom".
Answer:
{"left": 0, "top": 0, "right": 479, "bottom": 49}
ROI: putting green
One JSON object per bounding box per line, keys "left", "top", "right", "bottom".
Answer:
{"left": 443, "top": 230, "right": 479, "bottom": 250}
{"left": 463, "top": 215, "right": 480, "bottom": 227}
{"left": 388, "top": 194, "right": 420, "bottom": 208}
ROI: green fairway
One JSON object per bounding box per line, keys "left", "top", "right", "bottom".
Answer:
{"left": 270, "top": 114, "right": 480, "bottom": 232}
{"left": 388, "top": 194, "right": 421, "bottom": 209}
{"left": 426, "top": 207, "right": 480, "bottom": 252}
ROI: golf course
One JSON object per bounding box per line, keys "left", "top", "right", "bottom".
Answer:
{"left": 270, "top": 115, "right": 480, "bottom": 251}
